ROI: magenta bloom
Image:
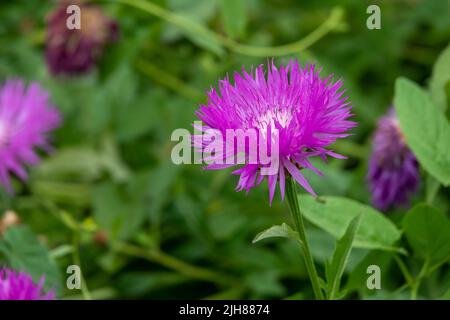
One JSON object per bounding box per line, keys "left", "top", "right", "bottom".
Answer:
{"left": 194, "top": 60, "right": 355, "bottom": 202}
{"left": 368, "top": 109, "right": 419, "bottom": 211}
{"left": 0, "top": 268, "right": 55, "bottom": 300}
{"left": 46, "top": 1, "right": 119, "bottom": 75}
{"left": 0, "top": 80, "right": 61, "bottom": 192}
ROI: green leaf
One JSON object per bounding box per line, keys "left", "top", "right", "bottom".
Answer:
{"left": 93, "top": 181, "right": 146, "bottom": 241}
{"left": 33, "top": 141, "right": 130, "bottom": 183}
{"left": 302, "top": 159, "right": 352, "bottom": 196}
{"left": 252, "top": 223, "right": 300, "bottom": 244}
{"left": 441, "top": 287, "right": 450, "bottom": 300}
{"left": 425, "top": 175, "right": 440, "bottom": 203}
{"left": 116, "top": 91, "right": 161, "bottom": 142}
{"left": 33, "top": 147, "right": 105, "bottom": 182}
{"left": 394, "top": 78, "right": 450, "bottom": 186}
{"left": 0, "top": 226, "right": 61, "bottom": 294}
{"left": 325, "top": 215, "right": 361, "bottom": 299}
{"left": 300, "top": 195, "right": 403, "bottom": 252}
{"left": 430, "top": 43, "right": 450, "bottom": 111}
{"left": 220, "top": 0, "right": 246, "bottom": 38}
{"left": 402, "top": 203, "right": 450, "bottom": 266}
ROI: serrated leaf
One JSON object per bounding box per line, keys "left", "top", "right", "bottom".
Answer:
{"left": 394, "top": 78, "right": 450, "bottom": 186}
{"left": 300, "top": 195, "right": 403, "bottom": 252}
{"left": 0, "top": 226, "right": 61, "bottom": 294}
{"left": 252, "top": 223, "right": 300, "bottom": 244}
{"left": 402, "top": 203, "right": 450, "bottom": 266}
{"left": 326, "top": 215, "right": 361, "bottom": 299}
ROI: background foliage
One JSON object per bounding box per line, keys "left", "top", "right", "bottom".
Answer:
{"left": 0, "top": 0, "right": 449, "bottom": 299}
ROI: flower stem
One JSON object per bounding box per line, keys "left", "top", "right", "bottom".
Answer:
{"left": 135, "top": 59, "right": 203, "bottom": 102}
{"left": 72, "top": 233, "right": 92, "bottom": 300}
{"left": 285, "top": 178, "right": 324, "bottom": 300}
{"left": 112, "top": 242, "right": 241, "bottom": 287}
{"left": 104, "top": 0, "right": 345, "bottom": 57}
{"left": 394, "top": 255, "right": 414, "bottom": 287}
{"left": 410, "top": 259, "right": 429, "bottom": 300}
{"left": 0, "top": 189, "right": 12, "bottom": 212}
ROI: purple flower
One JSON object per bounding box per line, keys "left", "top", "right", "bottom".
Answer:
{"left": 194, "top": 60, "right": 355, "bottom": 203}
{"left": 0, "top": 80, "right": 61, "bottom": 192}
{"left": 368, "top": 108, "right": 419, "bottom": 211}
{"left": 0, "top": 268, "right": 55, "bottom": 300}
{"left": 46, "top": 1, "right": 119, "bottom": 75}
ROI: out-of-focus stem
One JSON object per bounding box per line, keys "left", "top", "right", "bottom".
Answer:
{"left": 410, "top": 259, "right": 429, "bottom": 300}
{"left": 112, "top": 242, "right": 240, "bottom": 287}
{"left": 135, "top": 59, "right": 203, "bottom": 101}
{"left": 105, "top": 0, "right": 346, "bottom": 57}
{"left": 72, "top": 233, "right": 92, "bottom": 300}
{"left": 394, "top": 255, "right": 414, "bottom": 287}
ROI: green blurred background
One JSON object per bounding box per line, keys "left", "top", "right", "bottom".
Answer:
{"left": 0, "top": 0, "right": 449, "bottom": 299}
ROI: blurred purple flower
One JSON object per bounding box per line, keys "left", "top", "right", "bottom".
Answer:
{"left": 0, "top": 268, "right": 55, "bottom": 300}
{"left": 194, "top": 60, "right": 355, "bottom": 203}
{"left": 46, "top": 1, "right": 119, "bottom": 75}
{"left": 0, "top": 80, "right": 61, "bottom": 192}
{"left": 368, "top": 108, "right": 419, "bottom": 211}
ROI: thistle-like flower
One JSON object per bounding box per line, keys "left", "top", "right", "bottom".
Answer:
{"left": 0, "top": 80, "right": 61, "bottom": 192}
{"left": 46, "top": 0, "right": 119, "bottom": 75}
{"left": 368, "top": 108, "right": 419, "bottom": 210}
{"left": 194, "top": 60, "right": 355, "bottom": 202}
{"left": 0, "top": 268, "right": 55, "bottom": 300}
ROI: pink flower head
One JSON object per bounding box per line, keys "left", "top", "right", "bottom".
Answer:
{"left": 194, "top": 60, "right": 355, "bottom": 203}
{"left": 0, "top": 80, "right": 61, "bottom": 192}
{"left": 0, "top": 268, "right": 55, "bottom": 300}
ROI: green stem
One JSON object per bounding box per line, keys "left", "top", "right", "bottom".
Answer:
{"left": 135, "top": 59, "right": 203, "bottom": 101}
{"left": 50, "top": 244, "right": 74, "bottom": 259}
{"left": 394, "top": 255, "right": 414, "bottom": 287}
{"left": 65, "top": 287, "right": 117, "bottom": 300}
{"left": 393, "top": 283, "right": 409, "bottom": 295}
{"left": 411, "top": 259, "right": 429, "bottom": 300}
{"left": 0, "top": 189, "right": 12, "bottom": 211}
{"left": 104, "top": 0, "right": 345, "bottom": 57}
{"left": 42, "top": 200, "right": 239, "bottom": 293}
{"left": 72, "top": 233, "right": 92, "bottom": 300}
{"left": 112, "top": 242, "right": 240, "bottom": 287}
{"left": 285, "top": 178, "right": 324, "bottom": 300}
